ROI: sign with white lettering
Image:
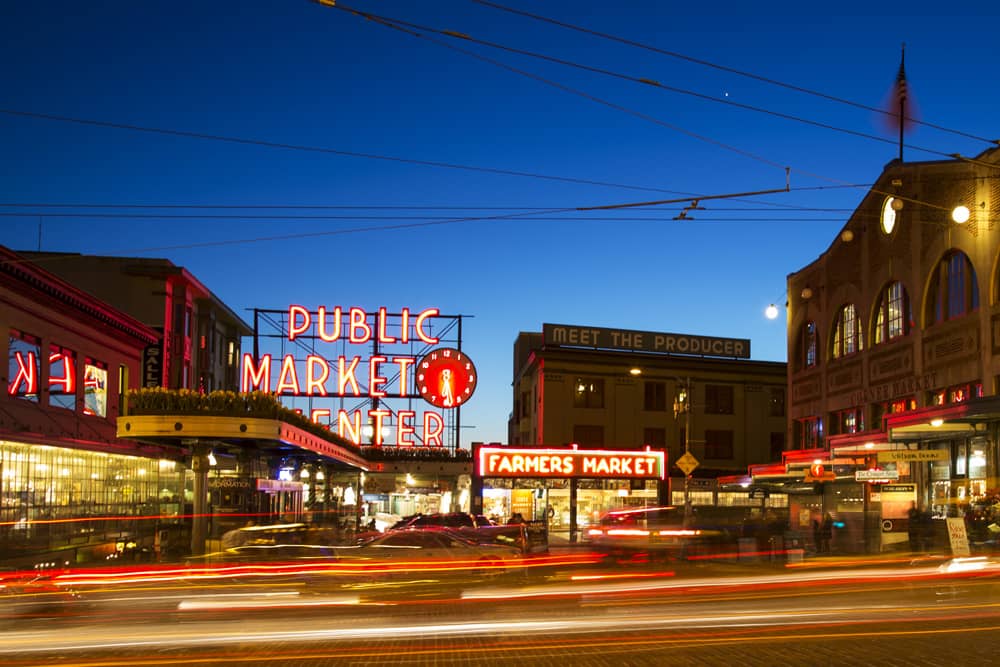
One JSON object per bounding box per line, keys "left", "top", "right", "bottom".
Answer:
{"left": 946, "top": 517, "right": 971, "bottom": 557}
{"left": 543, "top": 323, "right": 750, "bottom": 359}
{"left": 477, "top": 446, "right": 666, "bottom": 480}
{"left": 855, "top": 469, "right": 900, "bottom": 482}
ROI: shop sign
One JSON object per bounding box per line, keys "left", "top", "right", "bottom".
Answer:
{"left": 855, "top": 469, "right": 900, "bottom": 482}
{"left": 477, "top": 446, "right": 666, "bottom": 480}
{"left": 877, "top": 450, "right": 950, "bottom": 463}
{"left": 142, "top": 343, "right": 163, "bottom": 388}
{"left": 208, "top": 477, "right": 253, "bottom": 490}
{"left": 543, "top": 323, "right": 750, "bottom": 359}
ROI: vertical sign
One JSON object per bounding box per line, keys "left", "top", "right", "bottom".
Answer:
{"left": 143, "top": 343, "right": 163, "bottom": 388}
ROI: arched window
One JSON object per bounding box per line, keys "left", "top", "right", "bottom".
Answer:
{"left": 831, "top": 304, "right": 863, "bottom": 359}
{"left": 926, "top": 251, "right": 979, "bottom": 325}
{"left": 873, "top": 281, "right": 911, "bottom": 344}
{"left": 797, "top": 321, "right": 817, "bottom": 371}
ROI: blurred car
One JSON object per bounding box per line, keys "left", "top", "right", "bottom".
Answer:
{"left": 0, "top": 574, "right": 81, "bottom": 622}
{"left": 335, "top": 528, "right": 521, "bottom": 575}
{"left": 389, "top": 512, "right": 493, "bottom": 530}
{"left": 585, "top": 505, "right": 739, "bottom": 558}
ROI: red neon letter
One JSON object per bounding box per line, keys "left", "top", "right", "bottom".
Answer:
{"left": 48, "top": 352, "right": 75, "bottom": 394}
{"left": 377, "top": 307, "right": 397, "bottom": 344}
{"left": 349, "top": 307, "right": 372, "bottom": 344}
{"left": 397, "top": 410, "right": 416, "bottom": 447}
{"left": 393, "top": 357, "right": 414, "bottom": 396}
{"left": 317, "top": 306, "right": 343, "bottom": 343}
{"left": 337, "top": 410, "right": 362, "bottom": 445}
{"left": 8, "top": 351, "right": 38, "bottom": 396}
{"left": 310, "top": 408, "right": 331, "bottom": 424}
{"left": 415, "top": 308, "right": 440, "bottom": 344}
{"left": 370, "top": 409, "right": 391, "bottom": 446}
{"left": 305, "top": 355, "right": 329, "bottom": 396}
{"left": 423, "top": 411, "right": 444, "bottom": 447}
{"left": 337, "top": 356, "right": 361, "bottom": 396}
{"left": 369, "top": 356, "right": 387, "bottom": 398}
{"left": 275, "top": 354, "right": 301, "bottom": 394}
{"left": 288, "top": 305, "right": 311, "bottom": 341}
{"left": 241, "top": 353, "right": 271, "bottom": 392}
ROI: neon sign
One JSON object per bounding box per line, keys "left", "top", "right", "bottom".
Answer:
{"left": 242, "top": 306, "right": 474, "bottom": 448}
{"left": 477, "top": 446, "right": 666, "bottom": 480}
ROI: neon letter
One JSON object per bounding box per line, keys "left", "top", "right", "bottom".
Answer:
{"left": 370, "top": 409, "right": 391, "bottom": 446}
{"left": 397, "top": 410, "right": 416, "bottom": 447}
{"left": 415, "top": 308, "right": 440, "bottom": 344}
{"left": 423, "top": 410, "right": 444, "bottom": 447}
{"left": 275, "top": 354, "right": 301, "bottom": 394}
{"left": 317, "top": 306, "right": 343, "bottom": 343}
{"left": 369, "top": 356, "right": 387, "bottom": 398}
{"left": 377, "top": 307, "right": 396, "bottom": 344}
{"left": 8, "top": 351, "right": 38, "bottom": 396}
{"left": 305, "top": 355, "right": 329, "bottom": 396}
{"left": 337, "top": 356, "right": 361, "bottom": 396}
{"left": 349, "top": 307, "right": 371, "bottom": 344}
{"left": 337, "top": 410, "right": 362, "bottom": 445}
{"left": 288, "top": 305, "right": 311, "bottom": 341}
{"left": 393, "top": 357, "right": 414, "bottom": 396}
{"left": 241, "top": 353, "right": 271, "bottom": 392}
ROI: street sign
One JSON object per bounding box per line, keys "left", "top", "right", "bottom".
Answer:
{"left": 675, "top": 451, "right": 700, "bottom": 476}
{"left": 749, "top": 488, "right": 769, "bottom": 500}
{"left": 855, "top": 469, "right": 899, "bottom": 482}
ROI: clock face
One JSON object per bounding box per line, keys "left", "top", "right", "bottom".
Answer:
{"left": 415, "top": 348, "right": 477, "bottom": 409}
{"left": 881, "top": 197, "right": 897, "bottom": 235}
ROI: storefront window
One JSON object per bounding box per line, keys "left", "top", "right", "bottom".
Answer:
{"left": 84, "top": 357, "right": 108, "bottom": 417}
{"left": 0, "top": 441, "right": 182, "bottom": 549}
{"left": 8, "top": 330, "right": 41, "bottom": 403}
{"left": 49, "top": 344, "right": 77, "bottom": 411}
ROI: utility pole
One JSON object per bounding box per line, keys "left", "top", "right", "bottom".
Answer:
{"left": 674, "top": 378, "right": 694, "bottom": 525}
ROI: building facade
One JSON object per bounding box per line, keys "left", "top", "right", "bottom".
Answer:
{"left": 785, "top": 147, "right": 1000, "bottom": 552}
{"left": 20, "top": 252, "right": 251, "bottom": 393}
{"left": 501, "top": 323, "right": 787, "bottom": 535}
{"left": 0, "top": 245, "right": 179, "bottom": 565}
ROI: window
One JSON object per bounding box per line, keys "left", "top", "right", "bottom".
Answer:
{"left": 929, "top": 382, "right": 983, "bottom": 406}
{"left": 927, "top": 251, "right": 979, "bottom": 325}
{"left": 831, "top": 304, "right": 863, "bottom": 358}
{"left": 796, "top": 416, "right": 822, "bottom": 449}
{"left": 704, "top": 384, "right": 734, "bottom": 414}
{"left": 644, "top": 381, "right": 666, "bottom": 411}
{"left": 874, "top": 396, "right": 916, "bottom": 427}
{"left": 8, "top": 330, "right": 41, "bottom": 403}
{"left": 573, "top": 377, "right": 604, "bottom": 408}
{"left": 572, "top": 424, "right": 604, "bottom": 446}
{"left": 797, "top": 321, "right": 817, "bottom": 370}
{"left": 769, "top": 387, "right": 785, "bottom": 417}
{"left": 704, "top": 430, "right": 734, "bottom": 460}
{"left": 520, "top": 391, "right": 531, "bottom": 418}
{"left": 874, "top": 281, "right": 911, "bottom": 344}
{"left": 830, "top": 407, "right": 865, "bottom": 435}
{"left": 643, "top": 427, "right": 666, "bottom": 448}
{"left": 83, "top": 357, "right": 108, "bottom": 417}
{"left": 49, "top": 344, "right": 77, "bottom": 411}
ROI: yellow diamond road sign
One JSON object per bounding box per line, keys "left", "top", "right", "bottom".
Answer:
{"left": 676, "top": 451, "right": 700, "bottom": 476}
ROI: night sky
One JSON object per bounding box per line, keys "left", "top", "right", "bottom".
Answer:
{"left": 3, "top": 1, "right": 998, "bottom": 445}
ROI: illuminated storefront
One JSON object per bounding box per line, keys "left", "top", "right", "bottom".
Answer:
{"left": 474, "top": 445, "right": 666, "bottom": 535}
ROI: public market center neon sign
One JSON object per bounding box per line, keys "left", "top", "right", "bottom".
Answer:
{"left": 241, "top": 306, "right": 476, "bottom": 447}
{"left": 477, "top": 446, "right": 666, "bottom": 479}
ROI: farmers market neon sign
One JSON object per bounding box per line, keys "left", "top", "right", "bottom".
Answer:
{"left": 477, "top": 446, "right": 666, "bottom": 479}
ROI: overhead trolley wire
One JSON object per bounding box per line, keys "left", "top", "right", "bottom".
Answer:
{"left": 471, "top": 0, "right": 999, "bottom": 147}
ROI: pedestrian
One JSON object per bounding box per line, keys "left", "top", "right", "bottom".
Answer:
{"left": 819, "top": 513, "right": 833, "bottom": 554}
{"left": 812, "top": 518, "right": 822, "bottom": 554}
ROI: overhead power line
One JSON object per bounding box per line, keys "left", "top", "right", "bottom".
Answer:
{"left": 471, "top": 0, "right": 999, "bottom": 147}
{"left": 0, "top": 108, "right": 681, "bottom": 196}
{"left": 327, "top": 3, "right": 960, "bottom": 161}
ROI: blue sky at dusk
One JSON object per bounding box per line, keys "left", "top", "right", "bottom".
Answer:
{"left": 3, "top": 1, "right": 999, "bottom": 445}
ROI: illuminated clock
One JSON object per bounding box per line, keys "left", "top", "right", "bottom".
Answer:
{"left": 416, "top": 347, "right": 477, "bottom": 409}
